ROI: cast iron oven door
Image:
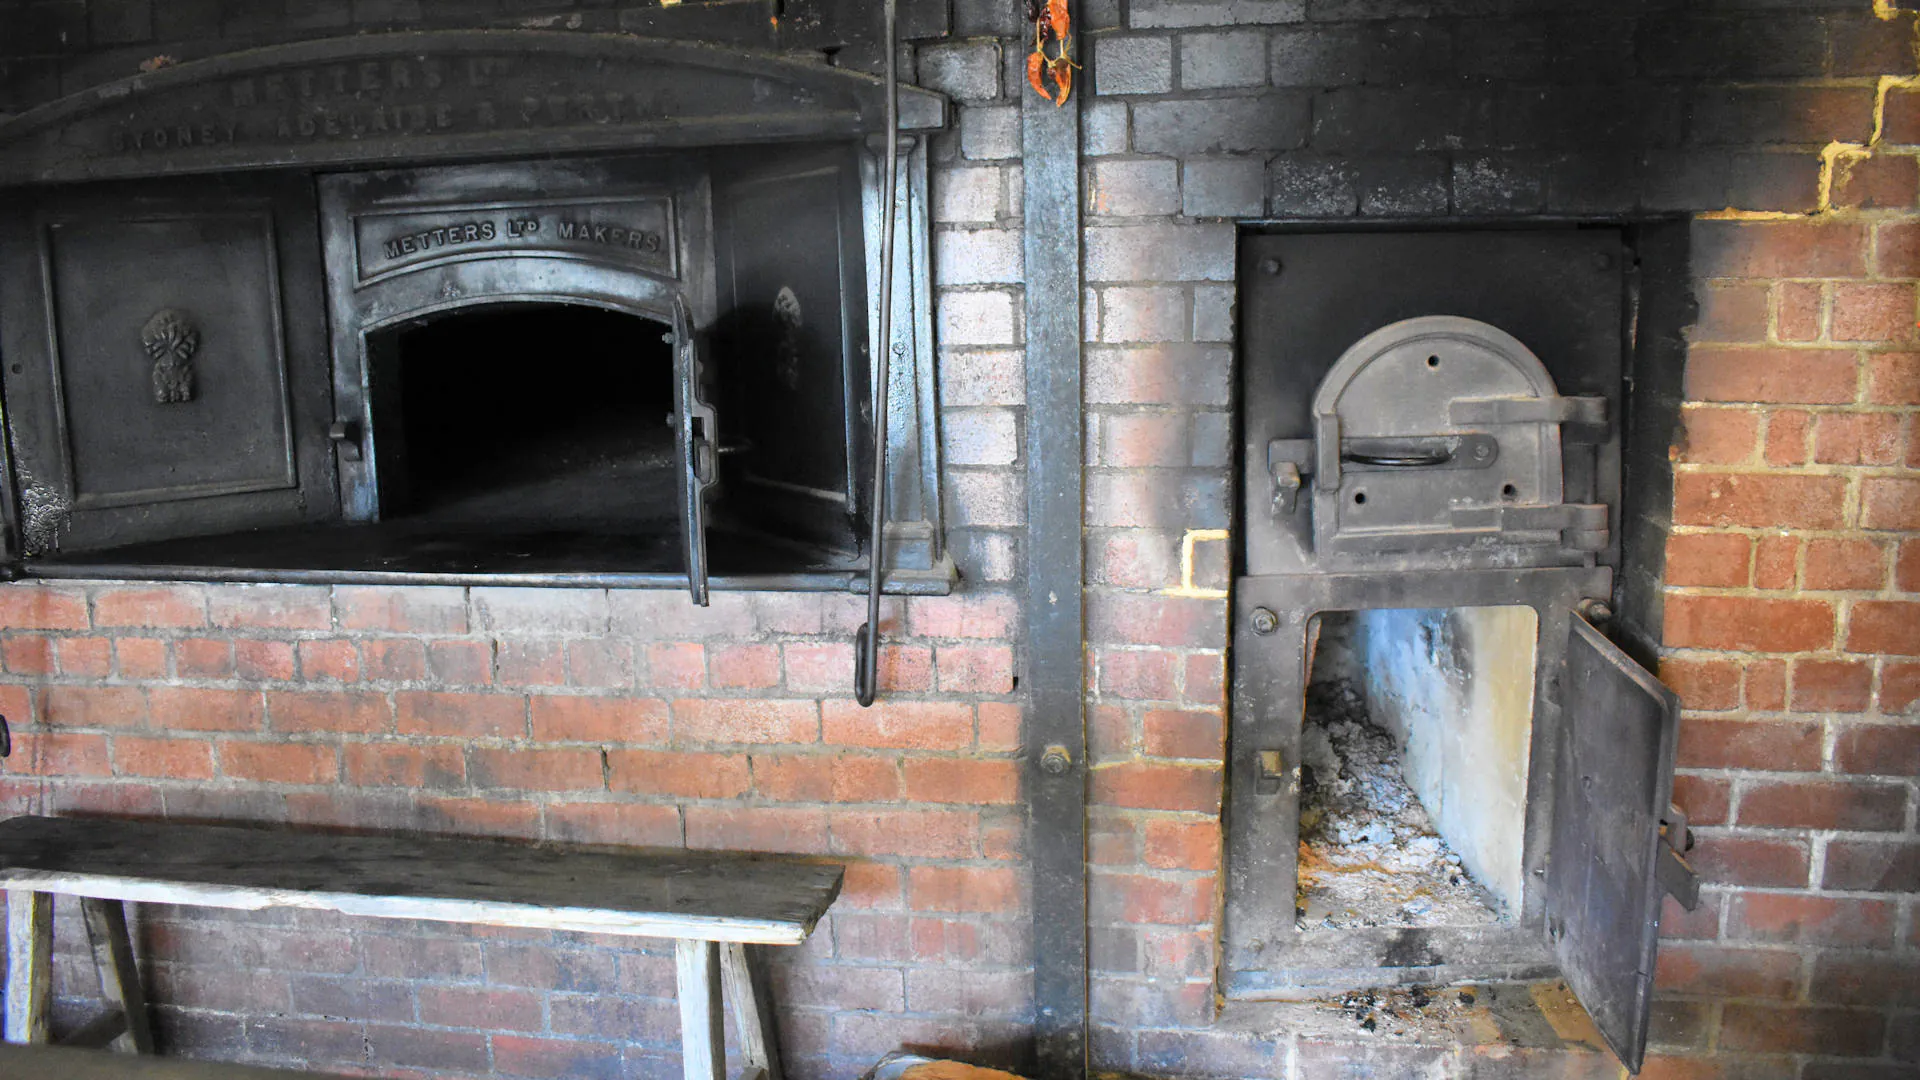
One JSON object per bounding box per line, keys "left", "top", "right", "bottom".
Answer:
{"left": 0, "top": 176, "right": 338, "bottom": 557}
{"left": 1548, "top": 614, "right": 1687, "bottom": 1073}
{"left": 1270, "top": 316, "right": 1608, "bottom": 558}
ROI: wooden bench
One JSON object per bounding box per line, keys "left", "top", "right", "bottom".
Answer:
{"left": 0, "top": 815, "right": 843, "bottom": 1080}
{"left": 1, "top": 1041, "right": 363, "bottom": 1080}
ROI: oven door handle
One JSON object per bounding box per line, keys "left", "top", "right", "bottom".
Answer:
{"left": 1341, "top": 448, "right": 1453, "bottom": 468}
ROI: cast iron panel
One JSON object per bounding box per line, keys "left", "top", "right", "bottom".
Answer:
{"left": 711, "top": 142, "right": 868, "bottom": 553}
{"left": 47, "top": 214, "right": 296, "bottom": 508}
{"left": 1239, "top": 228, "right": 1623, "bottom": 576}
{"left": 1547, "top": 615, "right": 1680, "bottom": 1073}
{"left": 0, "top": 176, "right": 337, "bottom": 556}
{"left": 0, "top": 32, "right": 948, "bottom": 187}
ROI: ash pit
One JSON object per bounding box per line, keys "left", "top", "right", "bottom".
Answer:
{"left": 1295, "top": 607, "right": 1538, "bottom": 932}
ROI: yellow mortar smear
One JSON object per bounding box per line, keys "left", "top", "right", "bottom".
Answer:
{"left": 1702, "top": 69, "right": 1919, "bottom": 220}
{"left": 1818, "top": 140, "right": 1873, "bottom": 213}
{"left": 1163, "top": 528, "right": 1229, "bottom": 599}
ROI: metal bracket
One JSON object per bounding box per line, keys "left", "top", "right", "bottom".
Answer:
{"left": 1657, "top": 803, "right": 1700, "bottom": 911}
{"left": 1254, "top": 749, "right": 1286, "bottom": 795}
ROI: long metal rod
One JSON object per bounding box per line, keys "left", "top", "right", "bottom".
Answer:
{"left": 855, "top": 0, "right": 900, "bottom": 708}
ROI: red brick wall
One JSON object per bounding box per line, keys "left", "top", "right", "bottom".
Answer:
{"left": 1652, "top": 202, "right": 1920, "bottom": 1072}
{"left": 0, "top": 585, "right": 1031, "bottom": 1079}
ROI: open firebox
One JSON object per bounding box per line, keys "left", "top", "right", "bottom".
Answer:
{"left": 0, "top": 33, "right": 953, "bottom": 600}
{"left": 1224, "top": 227, "right": 1699, "bottom": 1073}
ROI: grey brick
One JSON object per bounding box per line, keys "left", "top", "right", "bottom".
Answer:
{"left": 1312, "top": 86, "right": 1489, "bottom": 152}
{"left": 1084, "top": 101, "right": 1132, "bottom": 155}
{"left": 1453, "top": 18, "right": 1625, "bottom": 83}
{"left": 935, "top": 228, "right": 1023, "bottom": 285}
{"left": 1192, "top": 411, "right": 1233, "bottom": 468}
{"left": 1095, "top": 34, "right": 1174, "bottom": 95}
{"left": 87, "top": 0, "right": 151, "bottom": 44}
{"left": 933, "top": 166, "right": 1004, "bottom": 224}
{"left": 942, "top": 409, "right": 1020, "bottom": 466}
{"left": 1086, "top": 222, "right": 1236, "bottom": 283}
{"left": 1088, "top": 158, "right": 1182, "bottom": 217}
{"left": 1192, "top": 285, "right": 1235, "bottom": 343}
{"left": 1269, "top": 153, "right": 1359, "bottom": 217}
{"left": 1356, "top": 154, "right": 1449, "bottom": 215}
{"left": 1134, "top": 93, "right": 1310, "bottom": 155}
{"left": 1637, "top": 14, "right": 1826, "bottom": 80}
{"left": 1269, "top": 25, "right": 1370, "bottom": 85}
{"left": 919, "top": 42, "right": 1002, "bottom": 102}
{"left": 1132, "top": 0, "right": 1305, "bottom": 28}
{"left": 953, "top": 0, "right": 1022, "bottom": 37}
{"left": 1178, "top": 30, "right": 1268, "bottom": 89}
{"left": 1182, "top": 157, "right": 1267, "bottom": 217}
{"left": 1494, "top": 84, "right": 1683, "bottom": 152}
{"left": 1541, "top": 151, "right": 1639, "bottom": 215}
{"left": 960, "top": 104, "right": 1021, "bottom": 159}
{"left": 1451, "top": 154, "right": 1545, "bottom": 214}
{"left": 285, "top": 0, "right": 352, "bottom": 30}
{"left": 938, "top": 289, "right": 1020, "bottom": 346}
{"left": 1636, "top": 150, "right": 1729, "bottom": 213}
{"left": 1097, "top": 285, "right": 1190, "bottom": 343}
{"left": 152, "top": 0, "right": 220, "bottom": 39}
{"left": 15, "top": 1, "right": 86, "bottom": 51}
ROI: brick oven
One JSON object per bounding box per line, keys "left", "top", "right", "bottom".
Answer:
{"left": 0, "top": 3, "right": 1915, "bottom": 1080}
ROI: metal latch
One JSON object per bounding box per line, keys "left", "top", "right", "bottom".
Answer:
{"left": 1657, "top": 803, "right": 1700, "bottom": 911}
{"left": 328, "top": 420, "right": 362, "bottom": 462}
{"left": 1267, "top": 439, "right": 1313, "bottom": 514}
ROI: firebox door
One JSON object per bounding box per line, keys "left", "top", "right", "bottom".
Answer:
{"left": 1224, "top": 229, "right": 1697, "bottom": 1075}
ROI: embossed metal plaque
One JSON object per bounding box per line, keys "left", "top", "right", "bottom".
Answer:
{"left": 0, "top": 32, "right": 948, "bottom": 187}
{"left": 352, "top": 196, "right": 678, "bottom": 283}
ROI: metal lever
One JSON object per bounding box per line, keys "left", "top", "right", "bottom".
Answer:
{"left": 854, "top": 0, "right": 900, "bottom": 709}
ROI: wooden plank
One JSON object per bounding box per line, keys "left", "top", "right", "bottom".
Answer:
{"left": 0, "top": 817, "right": 842, "bottom": 945}
{"left": 1, "top": 1041, "right": 358, "bottom": 1079}
{"left": 721, "top": 941, "right": 781, "bottom": 1080}
{"left": 4, "top": 890, "right": 52, "bottom": 1044}
{"left": 62, "top": 1009, "right": 127, "bottom": 1050}
{"left": 676, "top": 939, "right": 726, "bottom": 1080}
{"left": 80, "top": 898, "right": 154, "bottom": 1053}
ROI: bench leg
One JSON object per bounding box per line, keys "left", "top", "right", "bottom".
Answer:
{"left": 721, "top": 942, "right": 781, "bottom": 1080}
{"left": 81, "top": 898, "right": 153, "bottom": 1054}
{"left": 675, "top": 940, "right": 725, "bottom": 1080}
{"left": 4, "top": 890, "right": 52, "bottom": 1044}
